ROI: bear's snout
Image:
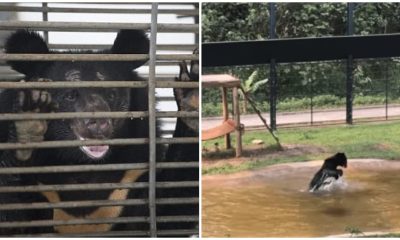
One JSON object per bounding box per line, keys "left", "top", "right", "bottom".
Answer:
{"left": 85, "top": 118, "right": 112, "bottom": 138}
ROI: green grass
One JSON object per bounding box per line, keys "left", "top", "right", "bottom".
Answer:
{"left": 203, "top": 121, "right": 400, "bottom": 175}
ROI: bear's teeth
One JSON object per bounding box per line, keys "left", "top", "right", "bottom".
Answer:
{"left": 81, "top": 145, "right": 109, "bottom": 159}
{"left": 77, "top": 136, "right": 109, "bottom": 159}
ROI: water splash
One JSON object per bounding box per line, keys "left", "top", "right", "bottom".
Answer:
{"left": 310, "top": 176, "right": 348, "bottom": 193}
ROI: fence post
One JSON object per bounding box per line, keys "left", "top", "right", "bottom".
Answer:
{"left": 385, "top": 61, "right": 389, "bottom": 120}
{"left": 346, "top": 3, "right": 355, "bottom": 125}
{"left": 269, "top": 2, "right": 277, "bottom": 130}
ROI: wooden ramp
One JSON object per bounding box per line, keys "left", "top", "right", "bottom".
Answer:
{"left": 202, "top": 119, "right": 236, "bottom": 141}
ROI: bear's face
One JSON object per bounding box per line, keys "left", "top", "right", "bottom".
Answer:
{"left": 324, "top": 152, "right": 347, "bottom": 169}
{"left": 5, "top": 30, "right": 149, "bottom": 161}
{"left": 45, "top": 66, "right": 130, "bottom": 160}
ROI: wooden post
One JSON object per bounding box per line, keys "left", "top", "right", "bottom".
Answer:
{"left": 221, "top": 87, "right": 231, "bottom": 149}
{"left": 232, "top": 86, "right": 242, "bottom": 157}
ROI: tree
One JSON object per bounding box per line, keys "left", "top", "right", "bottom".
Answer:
{"left": 239, "top": 70, "right": 268, "bottom": 113}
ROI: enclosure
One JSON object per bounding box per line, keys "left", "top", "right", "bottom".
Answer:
{"left": 202, "top": 3, "right": 400, "bottom": 129}
{"left": 0, "top": 2, "right": 199, "bottom": 237}
{"left": 202, "top": 3, "right": 400, "bottom": 237}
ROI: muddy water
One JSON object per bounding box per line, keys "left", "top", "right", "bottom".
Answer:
{"left": 202, "top": 160, "right": 400, "bottom": 237}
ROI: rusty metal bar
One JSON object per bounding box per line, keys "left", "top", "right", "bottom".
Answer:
{"left": 0, "top": 53, "right": 198, "bottom": 61}
{"left": 148, "top": 3, "right": 158, "bottom": 237}
{"left": 0, "top": 111, "right": 198, "bottom": 121}
{"left": 0, "top": 5, "right": 198, "bottom": 16}
{"left": 0, "top": 81, "right": 198, "bottom": 89}
{"left": 0, "top": 181, "right": 198, "bottom": 193}
{"left": 0, "top": 21, "right": 199, "bottom": 33}
{"left": 0, "top": 162, "right": 199, "bottom": 175}
{"left": 0, "top": 137, "right": 198, "bottom": 150}
{"left": 0, "top": 197, "right": 198, "bottom": 211}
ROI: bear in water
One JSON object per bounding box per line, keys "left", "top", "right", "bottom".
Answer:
{"left": 309, "top": 152, "right": 347, "bottom": 192}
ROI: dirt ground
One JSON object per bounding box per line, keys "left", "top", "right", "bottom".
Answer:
{"left": 202, "top": 143, "right": 327, "bottom": 170}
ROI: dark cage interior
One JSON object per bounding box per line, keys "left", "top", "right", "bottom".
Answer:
{"left": 0, "top": 2, "right": 199, "bottom": 237}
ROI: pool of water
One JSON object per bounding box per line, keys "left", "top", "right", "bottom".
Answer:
{"left": 202, "top": 159, "right": 400, "bottom": 237}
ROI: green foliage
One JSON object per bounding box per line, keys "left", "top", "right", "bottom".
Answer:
{"left": 202, "top": 94, "right": 400, "bottom": 117}
{"left": 345, "top": 226, "right": 364, "bottom": 236}
{"left": 202, "top": 3, "right": 400, "bottom": 109}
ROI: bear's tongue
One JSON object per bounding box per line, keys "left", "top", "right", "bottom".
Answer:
{"left": 81, "top": 145, "right": 109, "bottom": 159}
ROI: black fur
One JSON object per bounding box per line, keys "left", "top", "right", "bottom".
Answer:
{"left": 157, "top": 52, "right": 199, "bottom": 232}
{"left": 0, "top": 30, "right": 198, "bottom": 236}
{"left": 309, "top": 152, "right": 347, "bottom": 192}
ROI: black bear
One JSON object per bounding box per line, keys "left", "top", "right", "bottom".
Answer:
{"left": 309, "top": 152, "right": 347, "bottom": 192}
{"left": 0, "top": 29, "right": 198, "bottom": 236}
{"left": 157, "top": 49, "right": 199, "bottom": 232}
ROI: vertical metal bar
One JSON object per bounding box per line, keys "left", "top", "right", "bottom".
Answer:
{"left": 194, "top": 3, "right": 199, "bottom": 44}
{"left": 42, "top": 3, "right": 49, "bottom": 44}
{"left": 346, "top": 3, "right": 355, "bottom": 125}
{"left": 269, "top": 2, "right": 277, "bottom": 130}
{"left": 310, "top": 78, "right": 314, "bottom": 125}
{"left": 385, "top": 61, "right": 389, "bottom": 120}
{"left": 148, "top": 2, "right": 158, "bottom": 237}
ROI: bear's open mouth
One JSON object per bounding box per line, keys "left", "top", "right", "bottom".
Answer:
{"left": 77, "top": 136, "right": 109, "bottom": 159}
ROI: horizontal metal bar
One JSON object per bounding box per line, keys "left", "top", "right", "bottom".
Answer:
{"left": 0, "top": 162, "right": 198, "bottom": 175}
{"left": 11, "top": 230, "right": 151, "bottom": 238}
{"left": 155, "top": 81, "right": 199, "bottom": 88}
{"left": 0, "top": 5, "right": 199, "bottom": 16}
{"left": 0, "top": 216, "right": 149, "bottom": 228}
{"left": 0, "top": 199, "right": 147, "bottom": 211}
{"left": 0, "top": 137, "right": 198, "bottom": 150}
{"left": 11, "top": 229, "right": 198, "bottom": 237}
{"left": 0, "top": 181, "right": 198, "bottom": 193}
{"left": 0, "top": 54, "right": 198, "bottom": 61}
{"left": 157, "top": 229, "right": 199, "bottom": 237}
{"left": 0, "top": 215, "right": 197, "bottom": 229}
{"left": 0, "top": 21, "right": 199, "bottom": 33}
{"left": 0, "top": 197, "right": 198, "bottom": 211}
{"left": 157, "top": 215, "right": 198, "bottom": 222}
{"left": 0, "top": 80, "right": 198, "bottom": 88}
{"left": 0, "top": 111, "right": 198, "bottom": 121}
{"left": 44, "top": 44, "right": 197, "bottom": 51}
{"left": 203, "top": 33, "right": 400, "bottom": 66}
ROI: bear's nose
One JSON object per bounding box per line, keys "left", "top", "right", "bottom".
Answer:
{"left": 85, "top": 119, "right": 110, "bottom": 134}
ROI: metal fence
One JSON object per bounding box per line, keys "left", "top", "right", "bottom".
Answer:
{"left": 0, "top": 2, "right": 199, "bottom": 237}
{"left": 203, "top": 3, "right": 400, "bottom": 130}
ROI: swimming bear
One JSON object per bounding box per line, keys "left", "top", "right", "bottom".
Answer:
{"left": 309, "top": 152, "right": 347, "bottom": 192}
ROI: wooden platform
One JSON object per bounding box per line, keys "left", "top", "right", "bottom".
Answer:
{"left": 202, "top": 74, "right": 243, "bottom": 157}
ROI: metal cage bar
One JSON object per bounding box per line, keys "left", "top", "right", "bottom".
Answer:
{"left": 148, "top": 3, "right": 158, "bottom": 237}
{"left": 0, "top": 2, "right": 199, "bottom": 236}
{"left": 0, "top": 21, "right": 198, "bottom": 33}
{"left": 0, "top": 4, "right": 198, "bottom": 16}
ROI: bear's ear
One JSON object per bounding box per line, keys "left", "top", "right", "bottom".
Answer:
{"left": 111, "top": 30, "right": 150, "bottom": 70}
{"left": 5, "top": 30, "right": 51, "bottom": 78}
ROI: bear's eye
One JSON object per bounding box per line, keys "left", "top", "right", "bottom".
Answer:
{"left": 64, "top": 90, "right": 78, "bottom": 102}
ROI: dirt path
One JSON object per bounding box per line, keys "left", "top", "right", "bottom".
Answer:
{"left": 202, "top": 105, "right": 400, "bottom": 129}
